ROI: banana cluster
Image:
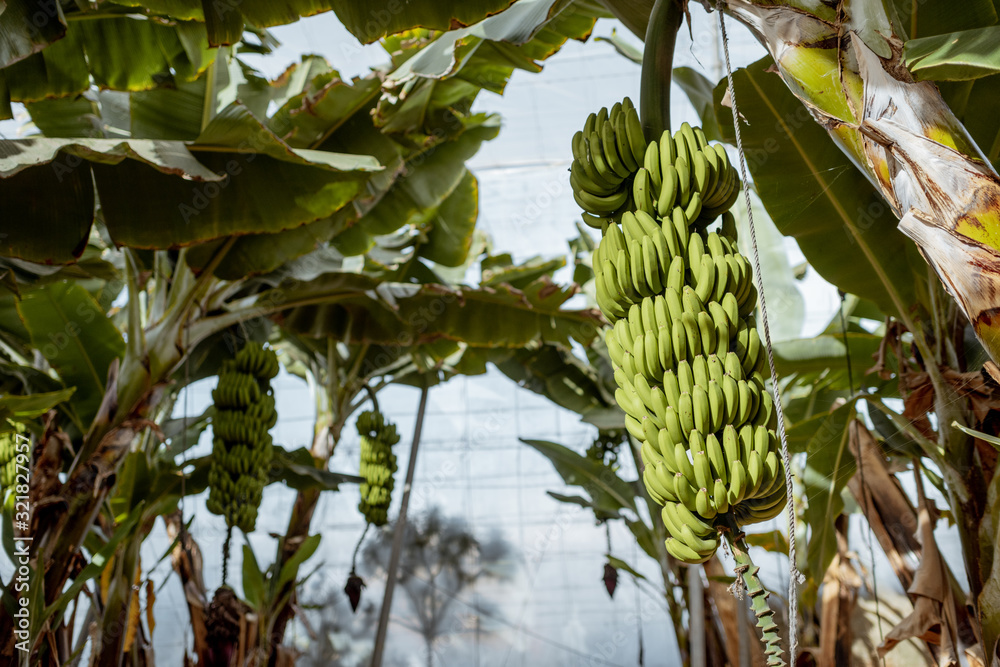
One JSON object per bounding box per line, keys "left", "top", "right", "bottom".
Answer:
{"left": 0, "top": 428, "right": 20, "bottom": 489}
{"left": 577, "top": 107, "right": 786, "bottom": 564}
{"left": 571, "top": 99, "right": 741, "bottom": 230}
{"left": 206, "top": 344, "right": 280, "bottom": 533}
{"left": 357, "top": 410, "right": 400, "bottom": 527}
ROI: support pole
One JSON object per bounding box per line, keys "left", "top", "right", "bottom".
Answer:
{"left": 370, "top": 384, "right": 430, "bottom": 667}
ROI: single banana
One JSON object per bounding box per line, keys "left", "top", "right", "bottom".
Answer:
{"left": 713, "top": 479, "right": 731, "bottom": 514}
{"left": 692, "top": 384, "right": 710, "bottom": 435}
{"left": 695, "top": 488, "right": 717, "bottom": 519}
{"left": 727, "top": 459, "right": 748, "bottom": 505}
{"left": 705, "top": 433, "right": 728, "bottom": 484}
{"left": 633, "top": 168, "right": 655, "bottom": 215}
{"left": 644, "top": 140, "right": 662, "bottom": 191}
{"left": 658, "top": 164, "right": 679, "bottom": 217}
{"left": 615, "top": 111, "right": 639, "bottom": 172}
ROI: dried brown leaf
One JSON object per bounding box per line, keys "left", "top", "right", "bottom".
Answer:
{"left": 877, "top": 477, "right": 960, "bottom": 666}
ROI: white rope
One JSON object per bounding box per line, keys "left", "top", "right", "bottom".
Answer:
{"left": 715, "top": 2, "right": 803, "bottom": 660}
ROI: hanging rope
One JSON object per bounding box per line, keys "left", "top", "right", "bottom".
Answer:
{"left": 715, "top": 2, "right": 803, "bottom": 659}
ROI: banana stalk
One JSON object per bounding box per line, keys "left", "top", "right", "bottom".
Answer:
{"left": 640, "top": 0, "right": 684, "bottom": 140}
{"left": 722, "top": 519, "right": 784, "bottom": 667}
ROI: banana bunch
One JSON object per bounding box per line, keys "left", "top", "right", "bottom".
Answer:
{"left": 577, "top": 107, "right": 786, "bottom": 565}
{"left": 0, "top": 428, "right": 19, "bottom": 489}
{"left": 357, "top": 410, "right": 400, "bottom": 527}
{"left": 206, "top": 344, "right": 279, "bottom": 533}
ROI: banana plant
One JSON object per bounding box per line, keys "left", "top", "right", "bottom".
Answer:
{"left": 0, "top": 8, "right": 606, "bottom": 662}
{"left": 525, "top": 0, "right": 1000, "bottom": 660}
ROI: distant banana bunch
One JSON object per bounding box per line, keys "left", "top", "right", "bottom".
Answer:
{"left": 0, "top": 428, "right": 20, "bottom": 489}
{"left": 571, "top": 98, "right": 740, "bottom": 230}
{"left": 357, "top": 410, "right": 400, "bottom": 527}
{"left": 575, "top": 102, "right": 786, "bottom": 565}
{"left": 206, "top": 343, "right": 280, "bottom": 533}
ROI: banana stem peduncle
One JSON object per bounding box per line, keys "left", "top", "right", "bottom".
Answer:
{"left": 640, "top": 0, "right": 684, "bottom": 141}
{"left": 723, "top": 522, "right": 786, "bottom": 666}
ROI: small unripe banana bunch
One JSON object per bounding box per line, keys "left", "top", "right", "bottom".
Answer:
{"left": 206, "top": 343, "right": 279, "bottom": 533}
{"left": 0, "top": 426, "right": 20, "bottom": 489}
{"left": 575, "top": 104, "right": 786, "bottom": 564}
{"left": 357, "top": 410, "right": 400, "bottom": 527}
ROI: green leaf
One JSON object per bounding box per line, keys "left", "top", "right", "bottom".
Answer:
{"left": 890, "top": 0, "right": 998, "bottom": 39}
{"left": 673, "top": 67, "right": 722, "bottom": 142}
{"left": 419, "top": 170, "right": 478, "bottom": 267}
{"left": 190, "top": 215, "right": 347, "bottom": 281}
{"left": 130, "top": 79, "right": 207, "bottom": 140}
{"left": 241, "top": 543, "right": 265, "bottom": 609}
{"left": 25, "top": 95, "right": 104, "bottom": 138}
{"left": 200, "top": 0, "right": 523, "bottom": 47}
{"left": 480, "top": 254, "right": 565, "bottom": 289}
{"left": 0, "top": 27, "right": 88, "bottom": 111}
{"left": 521, "top": 438, "right": 637, "bottom": 513}
{"left": 1, "top": 105, "right": 382, "bottom": 261}
{"left": 0, "top": 148, "right": 94, "bottom": 263}
{"left": 269, "top": 274, "right": 601, "bottom": 348}
{"left": 547, "top": 491, "right": 610, "bottom": 511}
{"left": 714, "top": 58, "right": 922, "bottom": 318}
{"left": 277, "top": 534, "right": 321, "bottom": 589}
{"left": 269, "top": 445, "right": 362, "bottom": 492}
{"left": 496, "top": 343, "right": 613, "bottom": 417}
{"left": 109, "top": 0, "right": 205, "bottom": 21}
{"left": 160, "top": 406, "right": 214, "bottom": 459}
{"left": 1, "top": 17, "right": 216, "bottom": 105}
{"left": 594, "top": 0, "right": 652, "bottom": 39}
{"left": 331, "top": 0, "right": 519, "bottom": 44}
{"left": 801, "top": 404, "right": 856, "bottom": 585}
{"left": 268, "top": 74, "right": 382, "bottom": 150}
{"left": 383, "top": 0, "right": 581, "bottom": 82}
{"left": 594, "top": 29, "right": 642, "bottom": 64}
{"left": 0, "top": 137, "right": 222, "bottom": 180}
{"left": 363, "top": 118, "right": 500, "bottom": 236}
{"left": 904, "top": 27, "right": 1000, "bottom": 80}
{"left": 744, "top": 530, "right": 789, "bottom": 555}
{"left": 772, "top": 333, "right": 882, "bottom": 384}
{"left": 74, "top": 17, "right": 213, "bottom": 88}
{"left": 606, "top": 555, "right": 646, "bottom": 580}
{"left": 0, "top": 387, "right": 75, "bottom": 418}
{"left": 952, "top": 421, "right": 1000, "bottom": 450}
{"left": 0, "top": 0, "right": 67, "bottom": 69}
{"left": 16, "top": 282, "right": 125, "bottom": 424}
